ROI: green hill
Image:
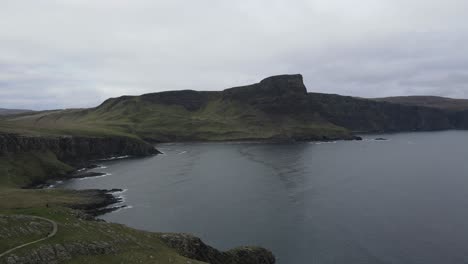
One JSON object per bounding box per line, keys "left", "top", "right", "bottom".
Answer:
{"left": 2, "top": 74, "right": 468, "bottom": 141}
{"left": 0, "top": 75, "right": 351, "bottom": 141}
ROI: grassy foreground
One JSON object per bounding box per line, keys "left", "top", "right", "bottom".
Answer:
{"left": 0, "top": 191, "right": 206, "bottom": 264}
{"left": 0, "top": 151, "right": 274, "bottom": 263}
{"left": 0, "top": 150, "right": 207, "bottom": 264}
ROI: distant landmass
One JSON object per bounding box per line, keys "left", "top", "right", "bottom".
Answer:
{"left": 374, "top": 96, "right": 468, "bottom": 111}
{"left": 2, "top": 74, "right": 468, "bottom": 142}
{"left": 0, "top": 108, "right": 33, "bottom": 116}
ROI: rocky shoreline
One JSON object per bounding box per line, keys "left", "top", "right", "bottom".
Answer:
{"left": 64, "top": 189, "right": 127, "bottom": 217}
{"left": 30, "top": 161, "right": 130, "bottom": 216}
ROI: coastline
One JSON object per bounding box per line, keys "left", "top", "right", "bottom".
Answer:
{"left": 0, "top": 147, "right": 277, "bottom": 263}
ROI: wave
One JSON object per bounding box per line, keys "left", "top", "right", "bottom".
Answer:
{"left": 111, "top": 189, "right": 129, "bottom": 205}
{"left": 99, "top": 155, "right": 130, "bottom": 161}
{"left": 312, "top": 141, "right": 337, "bottom": 145}
{"left": 78, "top": 173, "right": 112, "bottom": 181}
{"left": 111, "top": 205, "right": 133, "bottom": 213}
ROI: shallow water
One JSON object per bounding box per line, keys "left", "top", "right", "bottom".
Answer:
{"left": 58, "top": 131, "right": 468, "bottom": 264}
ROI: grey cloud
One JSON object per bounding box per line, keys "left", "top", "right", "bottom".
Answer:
{"left": 1, "top": 0, "right": 468, "bottom": 109}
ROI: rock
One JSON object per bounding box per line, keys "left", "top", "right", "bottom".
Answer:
{"left": 223, "top": 74, "right": 306, "bottom": 100}
{"left": 68, "top": 171, "right": 106, "bottom": 179}
{"left": 159, "top": 233, "right": 275, "bottom": 264}
{"left": 65, "top": 189, "right": 124, "bottom": 216}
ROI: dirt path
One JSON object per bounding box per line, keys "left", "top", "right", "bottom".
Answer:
{"left": 0, "top": 215, "right": 58, "bottom": 259}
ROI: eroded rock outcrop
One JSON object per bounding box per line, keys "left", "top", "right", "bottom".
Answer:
{"left": 160, "top": 233, "right": 275, "bottom": 264}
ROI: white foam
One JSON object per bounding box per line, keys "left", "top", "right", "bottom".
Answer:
{"left": 178, "top": 151, "right": 187, "bottom": 155}
{"left": 115, "top": 194, "right": 126, "bottom": 203}
{"left": 112, "top": 205, "right": 133, "bottom": 213}
{"left": 100, "top": 155, "right": 130, "bottom": 161}
{"left": 313, "top": 141, "right": 337, "bottom": 145}
{"left": 78, "top": 173, "right": 112, "bottom": 180}
{"left": 113, "top": 188, "right": 128, "bottom": 195}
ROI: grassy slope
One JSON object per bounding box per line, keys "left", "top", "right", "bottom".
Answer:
{"left": 0, "top": 206, "right": 206, "bottom": 264}
{"left": 0, "top": 215, "right": 51, "bottom": 252}
{"left": 0, "top": 151, "right": 73, "bottom": 187}
{"left": 0, "top": 94, "right": 350, "bottom": 142}
{"left": 0, "top": 155, "right": 206, "bottom": 263}
{"left": 0, "top": 109, "right": 137, "bottom": 139}
{"left": 0, "top": 106, "right": 211, "bottom": 263}
{"left": 86, "top": 97, "right": 347, "bottom": 141}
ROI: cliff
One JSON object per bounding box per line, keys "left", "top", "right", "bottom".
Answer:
{"left": 0, "top": 133, "right": 159, "bottom": 162}
{"left": 0, "top": 133, "right": 160, "bottom": 187}
{"left": 307, "top": 93, "right": 457, "bottom": 133}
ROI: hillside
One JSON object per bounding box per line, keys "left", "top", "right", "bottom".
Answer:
{"left": 0, "top": 75, "right": 353, "bottom": 141}
{"left": 2, "top": 74, "right": 468, "bottom": 142}
{"left": 0, "top": 189, "right": 275, "bottom": 264}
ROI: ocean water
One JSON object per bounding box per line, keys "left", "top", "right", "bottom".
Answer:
{"left": 57, "top": 131, "right": 468, "bottom": 264}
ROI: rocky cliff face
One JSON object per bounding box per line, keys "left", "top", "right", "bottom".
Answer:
{"left": 450, "top": 109, "right": 468, "bottom": 129}
{"left": 160, "top": 233, "right": 275, "bottom": 264}
{"left": 0, "top": 134, "right": 159, "bottom": 162}
{"left": 222, "top": 74, "right": 309, "bottom": 115}
{"left": 306, "top": 93, "right": 457, "bottom": 132}
{"left": 221, "top": 74, "right": 467, "bottom": 132}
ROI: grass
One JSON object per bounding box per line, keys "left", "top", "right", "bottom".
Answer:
{"left": 0, "top": 215, "right": 52, "bottom": 252}
{"left": 0, "top": 206, "right": 206, "bottom": 264}
{"left": 0, "top": 151, "right": 73, "bottom": 187}
{"left": 0, "top": 155, "right": 208, "bottom": 263}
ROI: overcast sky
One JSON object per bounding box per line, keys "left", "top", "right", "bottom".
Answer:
{"left": 2, "top": 0, "right": 468, "bottom": 110}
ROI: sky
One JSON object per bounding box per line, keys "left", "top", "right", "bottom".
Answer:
{"left": 1, "top": 0, "right": 468, "bottom": 110}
